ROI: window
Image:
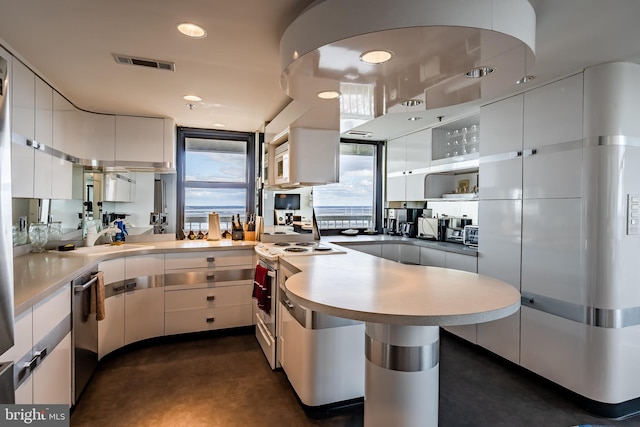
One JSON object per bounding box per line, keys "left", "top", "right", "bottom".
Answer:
{"left": 177, "top": 128, "right": 255, "bottom": 236}
{"left": 313, "top": 141, "right": 383, "bottom": 232}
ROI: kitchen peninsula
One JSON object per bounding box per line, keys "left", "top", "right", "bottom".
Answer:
{"left": 281, "top": 245, "right": 520, "bottom": 427}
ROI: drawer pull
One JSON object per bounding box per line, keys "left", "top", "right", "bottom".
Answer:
{"left": 24, "top": 356, "right": 38, "bottom": 372}
{"left": 113, "top": 285, "right": 125, "bottom": 292}
{"left": 206, "top": 317, "right": 215, "bottom": 323}
{"left": 125, "top": 281, "right": 137, "bottom": 291}
{"left": 34, "top": 348, "right": 47, "bottom": 360}
{"left": 206, "top": 274, "right": 216, "bottom": 281}
{"left": 206, "top": 295, "right": 215, "bottom": 301}
{"left": 206, "top": 257, "right": 216, "bottom": 263}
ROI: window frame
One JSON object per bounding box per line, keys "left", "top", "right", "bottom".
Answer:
{"left": 176, "top": 127, "right": 256, "bottom": 235}
{"left": 313, "top": 138, "right": 384, "bottom": 235}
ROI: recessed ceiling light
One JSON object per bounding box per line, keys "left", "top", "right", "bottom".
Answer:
{"left": 183, "top": 95, "right": 202, "bottom": 102}
{"left": 516, "top": 75, "right": 535, "bottom": 84}
{"left": 213, "top": 123, "right": 226, "bottom": 128}
{"left": 360, "top": 50, "right": 393, "bottom": 64}
{"left": 177, "top": 23, "right": 207, "bottom": 39}
{"left": 317, "top": 90, "right": 341, "bottom": 99}
{"left": 466, "top": 66, "right": 494, "bottom": 78}
{"left": 408, "top": 117, "right": 422, "bottom": 121}
{"left": 401, "top": 99, "right": 423, "bottom": 107}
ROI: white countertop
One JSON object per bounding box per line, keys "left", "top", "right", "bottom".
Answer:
{"left": 281, "top": 245, "right": 520, "bottom": 327}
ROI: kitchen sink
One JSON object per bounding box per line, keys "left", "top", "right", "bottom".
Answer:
{"left": 54, "top": 243, "right": 155, "bottom": 256}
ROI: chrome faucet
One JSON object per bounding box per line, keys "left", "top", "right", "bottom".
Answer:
{"left": 85, "top": 226, "right": 122, "bottom": 247}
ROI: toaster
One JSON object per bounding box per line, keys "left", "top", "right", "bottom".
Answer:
{"left": 463, "top": 225, "right": 479, "bottom": 247}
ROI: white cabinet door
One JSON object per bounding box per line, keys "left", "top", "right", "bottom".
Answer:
{"left": 34, "top": 77, "right": 52, "bottom": 149}
{"left": 125, "top": 254, "right": 164, "bottom": 280}
{"left": 53, "top": 92, "right": 81, "bottom": 158}
{"left": 33, "top": 149, "right": 52, "bottom": 200}
{"left": 522, "top": 74, "right": 584, "bottom": 199}
{"left": 381, "top": 244, "right": 419, "bottom": 264}
{"left": 163, "top": 118, "right": 176, "bottom": 167}
{"left": 419, "top": 247, "right": 446, "bottom": 267}
{"left": 11, "top": 141, "right": 34, "bottom": 198}
{"left": 445, "top": 253, "right": 477, "bottom": 273}
{"left": 115, "top": 116, "right": 164, "bottom": 163}
{"left": 99, "top": 259, "right": 125, "bottom": 285}
{"left": 405, "top": 171, "right": 427, "bottom": 201}
{"left": 404, "top": 129, "right": 431, "bottom": 172}
{"left": 12, "top": 59, "right": 35, "bottom": 140}
{"left": 14, "top": 376, "right": 33, "bottom": 404}
{"left": 479, "top": 94, "right": 523, "bottom": 200}
{"left": 98, "top": 293, "right": 124, "bottom": 360}
{"left": 386, "top": 136, "right": 406, "bottom": 173}
{"left": 124, "top": 287, "right": 164, "bottom": 345}
{"left": 521, "top": 198, "right": 584, "bottom": 304}
{"left": 50, "top": 156, "right": 73, "bottom": 200}
{"left": 32, "top": 332, "right": 72, "bottom": 406}
{"left": 82, "top": 111, "right": 115, "bottom": 162}
{"left": 476, "top": 199, "right": 522, "bottom": 364}
{"left": 386, "top": 175, "right": 406, "bottom": 202}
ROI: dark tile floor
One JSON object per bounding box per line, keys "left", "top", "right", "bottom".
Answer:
{"left": 71, "top": 329, "right": 640, "bottom": 427}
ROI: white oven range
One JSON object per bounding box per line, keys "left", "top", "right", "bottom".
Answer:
{"left": 254, "top": 241, "right": 364, "bottom": 408}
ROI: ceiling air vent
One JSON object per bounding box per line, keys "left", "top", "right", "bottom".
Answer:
{"left": 112, "top": 54, "right": 175, "bottom": 71}
{"left": 346, "top": 130, "right": 373, "bottom": 138}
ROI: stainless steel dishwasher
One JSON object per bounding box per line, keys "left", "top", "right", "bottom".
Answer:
{"left": 72, "top": 268, "right": 99, "bottom": 405}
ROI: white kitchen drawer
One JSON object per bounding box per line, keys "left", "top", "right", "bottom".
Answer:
{"left": 165, "top": 285, "right": 252, "bottom": 311}
{"left": 164, "top": 304, "right": 252, "bottom": 335}
{"left": 164, "top": 250, "right": 253, "bottom": 270}
{"left": 419, "top": 247, "right": 446, "bottom": 267}
{"left": 164, "top": 268, "right": 254, "bottom": 290}
{"left": 32, "top": 285, "right": 70, "bottom": 345}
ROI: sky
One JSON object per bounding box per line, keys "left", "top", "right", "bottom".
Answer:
{"left": 184, "top": 151, "right": 374, "bottom": 208}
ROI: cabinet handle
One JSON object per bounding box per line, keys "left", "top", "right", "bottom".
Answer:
{"left": 510, "top": 150, "right": 523, "bottom": 158}
{"left": 34, "top": 348, "right": 47, "bottom": 361}
{"left": 408, "top": 170, "right": 413, "bottom": 174}
{"left": 402, "top": 171, "right": 406, "bottom": 175}
{"left": 206, "top": 257, "right": 216, "bottom": 263}
{"left": 206, "top": 274, "right": 215, "bottom": 281}
{"left": 206, "top": 317, "right": 215, "bottom": 323}
{"left": 113, "top": 285, "right": 125, "bottom": 292}
{"left": 125, "top": 281, "right": 137, "bottom": 291}
{"left": 523, "top": 148, "right": 537, "bottom": 157}
{"left": 206, "top": 295, "right": 215, "bottom": 301}
{"left": 24, "top": 356, "right": 38, "bottom": 372}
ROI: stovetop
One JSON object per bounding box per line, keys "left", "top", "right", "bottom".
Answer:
{"left": 255, "top": 241, "right": 345, "bottom": 259}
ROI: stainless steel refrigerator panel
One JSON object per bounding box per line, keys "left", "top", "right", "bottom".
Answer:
{"left": 0, "top": 50, "right": 15, "bottom": 356}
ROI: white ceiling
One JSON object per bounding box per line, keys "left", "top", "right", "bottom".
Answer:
{"left": 0, "top": 0, "right": 639, "bottom": 141}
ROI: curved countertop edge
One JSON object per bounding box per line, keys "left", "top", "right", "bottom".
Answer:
{"left": 281, "top": 246, "right": 521, "bottom": 327}
{"left": 327, "top": 234, "right": 478, "bottom": 257}
{"left": 13, "top": 240, "right": 257, "bottom": 316}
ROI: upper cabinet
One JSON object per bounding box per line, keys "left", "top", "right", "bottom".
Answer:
{"left": 52, "top": 91, "right": 81, "bottom": 159}
{"left": 115, "top": 116, "right": 164, "bottom": 163}
{"left": 81, "top": 112, "right": 115, "bottom": 163}
{"left": 386, "top": 129, "right": 431, "bottom": 202}
{"left": 12, "top": 59, "right": 35, "bottom": 141}
{"left": 431, "top": 115, "right": 479, "bottom": 169}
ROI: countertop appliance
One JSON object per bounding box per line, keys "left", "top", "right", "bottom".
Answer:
{"left": 417, "top": 217, "right": 438, "bottom": 240}
{"left": 0, "top": 50, "right": 15, "bottom": 403}
{"left": 384, "top": 208, "right": 424, "bottom": 235}
{"left": 445, "top": 227, "right": 464, "bottom": 243}
{"left": 73, "top": 270, "right": 100, "bottom": 404}
{"left": 463, "top": 225, "right": 479, "bottom": 247}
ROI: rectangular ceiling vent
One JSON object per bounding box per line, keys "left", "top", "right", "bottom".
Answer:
{"left": 346, "top": 130, "right": 373, "bottom": 138}
{"left": 112, "top": 54, "right": 175, "bottom": 71}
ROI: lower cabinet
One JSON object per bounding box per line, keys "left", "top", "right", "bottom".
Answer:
{"left": 164, "top": 249, "right": 254, "bottom": 335}
{"left": 381, "top": 243, "right": 420, "bottom": 264}
{"left": 4, "top": 285, "right": 72, "bottom": 406}
{"left": 348, "top": 244, "right": 382, "bottom": 257}
{"left": 97, "top": 255, "right": 165, "bottom": 359}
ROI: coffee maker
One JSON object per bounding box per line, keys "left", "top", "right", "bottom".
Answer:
{"left": 384, "top": 208, "right": 426, "bottom": 237}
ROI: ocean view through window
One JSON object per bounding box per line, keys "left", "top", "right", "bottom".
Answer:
{"left": 177, "top": 128, "right": 255, "bottom": 237}
{"left": 313, "top": 142, "right": 378, "bottom": 231}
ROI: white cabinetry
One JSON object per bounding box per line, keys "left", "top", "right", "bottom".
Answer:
{"left": 349, "top": 244, "right": 382, "bottom": 257}
{"left": 381, "top": 243, "right": 420, "bottom": 264}
{"left": 97, "top": 255, "right": 164, "bottom": 359}
{"left": 3, "top": 285, "right": 72, "bottom": 406}
{"left": 419, "top": 247, "right": 446, "bottom": 267}
{"left": 11, "top": 59, "right": 34, "bottom": 141}
{"left": 477, "top": 73, "right": 584, "bottom": 367}
{"left": 53, "top": 91, "right": 81, "bottom": 158}
{"left": 82, "top": 112, "right": 115, "bottom": 163}
{"left": 386, "top": 129, "right": 431, "bottom": 201}
{"left": 33, "top": 78, "right": 53, "bottom": 200}
{"left": 164, "top": 250, "right": 254, "bottom": 335}
{"left": 103, "top": 172, "right": 136, "bottom": 202}
{"left": 115, "top": 116, "right": 164, "bottom": 163}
